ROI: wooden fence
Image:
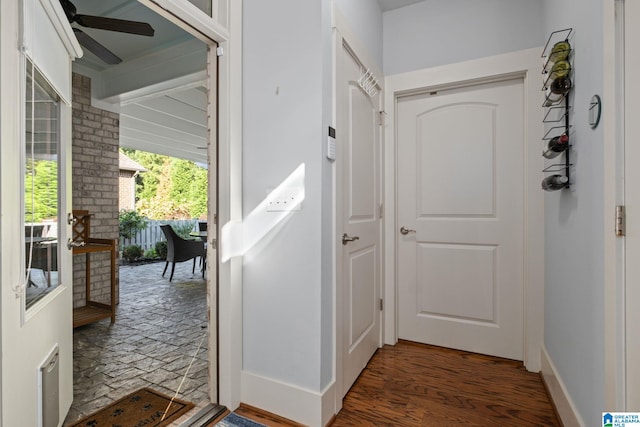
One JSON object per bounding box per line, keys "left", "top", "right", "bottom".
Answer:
{"left": 121, "top": 219, "right": 197, "bottom": 251}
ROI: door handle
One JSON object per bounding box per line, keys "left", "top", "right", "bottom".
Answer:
{"left": 342, "top": 233, "right": 360, "bottom": 245}
{"left": 400, "top": 226, "right": 416, "bottom": 235}
{"left": 67, "top": 239, "right": 85, "bottom": 250}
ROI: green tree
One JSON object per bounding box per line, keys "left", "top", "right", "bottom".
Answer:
{"left": 25, "top": 159, "right": 58, "bottom": 222}
{"left": 122, "top": 148, "right": 207, "bottom": 220}
{"left": 189, "top": 166, "right": 208, "bottom": 218}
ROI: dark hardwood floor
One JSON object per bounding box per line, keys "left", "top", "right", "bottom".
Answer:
{"left": 229, "top": 340, "right": 560, "bottom": 426}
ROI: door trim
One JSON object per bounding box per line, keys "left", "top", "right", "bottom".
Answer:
{"left": 383, "top": 47, "right": 545, "bottom": 371}
{"left": 603, "top": 0, "right": 633, "bottom": 410}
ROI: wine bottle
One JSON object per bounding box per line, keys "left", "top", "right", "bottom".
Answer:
{"left": 541, "top": 174, "right": 569, "bottom": 191}
{"left": 544, "top": 76, "right": 572, "bottom": 106}
{"left": 549, "top": 40, "right": 571, "bottom": 63}
{"left": 542, "top": 134, "right": 569, "bottom": 159}
{"left": 551, "top": 76, "right": 572, "bottom": 94}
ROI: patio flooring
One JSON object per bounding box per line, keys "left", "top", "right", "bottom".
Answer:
{"left": 63, "top": 260, "right": 210, "bottom": 425}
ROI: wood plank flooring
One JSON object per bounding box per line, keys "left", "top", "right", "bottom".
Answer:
{"left": 230, "top": 340, "right": 560, "bottom": 426}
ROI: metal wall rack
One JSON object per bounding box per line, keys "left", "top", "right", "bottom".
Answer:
{"left": 541, "top": 28, "right": 573, "bottom": 191}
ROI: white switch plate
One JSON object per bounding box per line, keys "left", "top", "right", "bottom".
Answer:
{"left": 266, "top": 188, "right": 303, "bottom": 212}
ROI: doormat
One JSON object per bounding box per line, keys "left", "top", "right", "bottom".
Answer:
{"left": 71, "top": 387, "right": 194, "bottom": 427}
{"left": 215, "top": 413, "right": 266, "bottom": 427}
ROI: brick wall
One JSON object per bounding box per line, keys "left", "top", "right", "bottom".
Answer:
{"left": 119, "top": 171, "right": 136, "bottom": 211}
{"left": 72, "top": 73, "right": 120, "bottom": 308}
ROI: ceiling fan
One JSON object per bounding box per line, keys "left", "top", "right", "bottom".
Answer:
{"left": 60, "top": 0, "right": 155, "bottom": 65}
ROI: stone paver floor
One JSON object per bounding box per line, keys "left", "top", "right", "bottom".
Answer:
{"left": 63, "top": 260, "right": 209, "bottom": 425}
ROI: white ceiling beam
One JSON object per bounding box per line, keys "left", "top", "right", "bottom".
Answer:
{"left": 99, "top": 38, "right": 207, "bottom": 101}
{"left": 120, "top": 135, "right": 205, "bottom": 163}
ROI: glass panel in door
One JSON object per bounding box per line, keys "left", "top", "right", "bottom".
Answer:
{"left": 24, "top": 60, "right": 62, "bottom": 309}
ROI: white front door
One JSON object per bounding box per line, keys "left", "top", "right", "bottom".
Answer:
{"left": 336, "top": 37, "right": 382, "bottom": 397}
{"left": 396, "top": 78, "right": 525, "bottom": 360}
{"left": 1, "top": 1, "right": 80, "bottom": 425}
{"left": 624, "top": 0, "right": 640, "bottom": 409}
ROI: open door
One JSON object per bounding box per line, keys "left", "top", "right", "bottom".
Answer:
{"left": 0, "top": 0, "right": 82, "bottom": 425}
{"left": 335, "top": 33, "right": 383, "bottom": 399}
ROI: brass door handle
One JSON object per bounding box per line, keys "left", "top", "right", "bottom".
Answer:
{"left": 400, "top": 226, "right": 416, "bottom": 235}
{"left": 342, "top": 233, "right": 360, "bottom": 245}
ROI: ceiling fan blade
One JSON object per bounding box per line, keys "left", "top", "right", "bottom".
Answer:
{"left": 73, "top": 29, "right": 122, "bottom": 64}
{"left": 75, "top": 15, "right": 154, "bottom": 37}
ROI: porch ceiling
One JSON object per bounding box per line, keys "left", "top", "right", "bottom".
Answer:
{"left": 69, "top": 0, "right": 208, "bottom": 163}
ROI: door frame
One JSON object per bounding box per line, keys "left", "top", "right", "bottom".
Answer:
{"left": 333, "top": 9, "right": 384, "bottom": 412}
{"left": 603, "top": 0, "right": 632, "bottom": 410}
{"left": 120, "top": 0, "right": 242, "bottom": 409}
{"left": 383, "top": 47, "right": 545, "bottom": 371}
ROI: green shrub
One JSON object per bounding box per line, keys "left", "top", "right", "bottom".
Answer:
{"left": 122, "top": 245, "right": 144, "bottom": 262}
{"left": 119, "top": 209, "right": 147, "bottom": 240}
{"left": 173, "top": 221, "right": 196, "bottom": 239}
{"left": 144, "top": 248, "right": 158, "bottom": 259}
{"left": 155, "top": 241, "right": 167, "bottom": 260}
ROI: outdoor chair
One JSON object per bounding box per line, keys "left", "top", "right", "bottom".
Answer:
{"left": 160, "top": 224, "right": 206, "bottom": 282}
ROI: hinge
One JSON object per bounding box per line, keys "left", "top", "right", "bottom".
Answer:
{"left": 379, "top": 203, "right": 383, "bottom": 219}
{"left": 216, "top": 46, "right": 224, "bottom": 56}
{"left": 378, "top": 111, "right": 386, "bottom": 126}
{"left": 379, "top": 299, "right": 383, "bottom": 311}
{"left": 616, "top": 205, "right": 626, "bottom": 237}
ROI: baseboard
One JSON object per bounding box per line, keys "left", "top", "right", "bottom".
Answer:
{"left": 540, "top": 345, "right": 586, "bottom": 427}
{"left": 241, "top": 371, "right": 337, "bottom": 427}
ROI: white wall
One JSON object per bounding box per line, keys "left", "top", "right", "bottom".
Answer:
{"left": 383, "top": 0, "right": 544, "bottom": 75}
{"left": 242, "top": 0, "right": 383, "bottom": 406}
{"left": 334, "top": 0, "right": 383, "bottom": 70}
{"left": 242, "top": 0, "right": 331, "bottom": 394}
{"left": 542, "top": 0, "right": 605, "bottom": 424}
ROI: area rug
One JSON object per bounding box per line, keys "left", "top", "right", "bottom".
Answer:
{"left": 71, "top": 387, "right": 194, "bottom": 427}
{"left": 215, "top": 413, "right": 266, "bottom": 427}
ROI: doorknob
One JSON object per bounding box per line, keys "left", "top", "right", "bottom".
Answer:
{"left": 67, "top": 238, "right": 86, "bottom": 250}
{"left": 342, "top": 233, "right": 360, "bottom": 245}
{"left": 400, "top": 226, "right": 416, "bottom": 235}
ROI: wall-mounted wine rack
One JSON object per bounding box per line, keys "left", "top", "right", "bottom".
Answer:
{"left": 541, "top": 28, "right": 573, "bottom": 191}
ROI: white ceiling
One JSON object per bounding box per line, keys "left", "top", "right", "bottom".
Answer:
{"left": 69, "top": 0, "right": 209, "bottom": 163}
{"left": 377, "top": 0, "right": 427, "bottom": 12}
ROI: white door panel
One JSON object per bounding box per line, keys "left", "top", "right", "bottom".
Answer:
{"left": 336, "top": 39, "right": 382, "bottom": 398}
{"left": 347, "top": 246, "right": 377, "bottom": 352}
{"left": 397, "top": 78, "right": 524, "bottom": 360}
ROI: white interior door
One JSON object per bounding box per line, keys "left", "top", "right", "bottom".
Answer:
{"left": 624, "top": 0, "right": 640, "bottom": 410}
{"left": 396, "top": 78, "right": 525, "bottom": 360}
{"left": 336, "top": 38, "right": 382, "bottom": 397}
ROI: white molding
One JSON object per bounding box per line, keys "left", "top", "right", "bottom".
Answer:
{"left": 241, "top": 371, "right": 336, "bottom": 427}
{"left": 541, "top": 346, "right": 586, "bottom": 427}
{"left": 603, "top": 0, "right": 627, "bottom": 411}
{"left": 140, "top": 0, "right": 230, "bottom": 43}
{"left": 383, "top": 48, "right": 545, "bottom": 371}
{"left": 217, "top": 0, "right": 243, "bottom": 411}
